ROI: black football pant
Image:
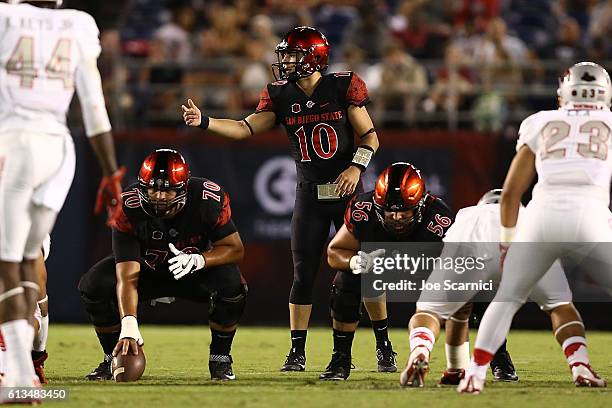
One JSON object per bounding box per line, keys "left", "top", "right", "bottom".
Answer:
{"left": 289, "top": 183, "right": 354, "bottom": 305}
{"left": 78, "top": 255, "right": 247, "bottom": 327}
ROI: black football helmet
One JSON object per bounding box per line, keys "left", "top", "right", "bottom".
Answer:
{"left": 137, "top": 149, "right": 190, "bottom": 217}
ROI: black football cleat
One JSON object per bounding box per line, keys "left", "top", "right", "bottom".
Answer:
{"left": 209, "top": 354, "right": 236, "bottom": 381}
{"left": 319, "top": 351, "right": 352, "bottom": 381}
{"left": 32, "top": 350, "right": 49, "bottom": 384}
{"left": 491, "top": 350, "right": 518, "bottom": 382}
{"left": 280, "top": 348, "right": 306, "bottom": 372}
{"left": 85, "top": 355, "right": 112, "bottom": 380}
{"left": 376, "top": 341, "right": 398, "bottom": 372}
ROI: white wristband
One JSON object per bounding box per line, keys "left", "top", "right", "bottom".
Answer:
{"left": 500, "top": 226, "right": 516, "bottom": 244}
{"left": 119, "top": 315, "right": 143, "bottom": 345}
{"left": 349, "top": 255, "right": 360, "bottom": 271}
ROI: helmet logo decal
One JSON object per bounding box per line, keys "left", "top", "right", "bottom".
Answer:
{"left": 581, "top": 72, "right": 596, "bottom": 82}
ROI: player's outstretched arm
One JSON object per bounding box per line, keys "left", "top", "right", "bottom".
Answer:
{"left": 202, "top": 232, "right": 245, "bottom": 269}
{"left": 328, "top": 225, "right": 360, "bottom": 271}
{"left": 500, "top": 145, "right": 536, "bottom": 232}
{"left": 182, "top": 98, "right": 276, "bottom": 139}
{"left": 114, "top": 261, "right": 143, "bottom": 355}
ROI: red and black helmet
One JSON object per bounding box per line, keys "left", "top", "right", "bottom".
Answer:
{"left": 137, "top": 149, "right": 190, "bottom": 217}
{"left": 272, "top": 26, "right": 330, "bottom": 82}
{"left": 373, "top": 162, "right": 426, "bottom": 234}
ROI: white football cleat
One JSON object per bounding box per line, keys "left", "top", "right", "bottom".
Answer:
{"left": 457, "top": 371, "right": 485, "bottom": 394}
{"left": 399, "top": 349, "right": 429, "bottom": 387}
{"left": 572, "top": 363, "right": 607, "bottom": 388}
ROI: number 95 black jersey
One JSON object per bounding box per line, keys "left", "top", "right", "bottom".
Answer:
{"left": 256, "top": 71, "right": 370, "bottom": 183}
{"left": 344, "top": 191, "right": 455, "bottom": 243}
{"left": 112, "top": 177, "right": 236, "bottom": 275}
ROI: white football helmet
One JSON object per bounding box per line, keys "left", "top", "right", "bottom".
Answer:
{"left": 557, "top": 62, "right": 611, "bottom": 109}
{"left": 477, "top": 189, "right": 502, "bottom": 205}
{"left": 7, "top": 0, "right": 63, "bottom": 7}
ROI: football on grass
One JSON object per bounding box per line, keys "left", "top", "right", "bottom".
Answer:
{"left": 112, "top": 346, "right": 146, "bottom": 382}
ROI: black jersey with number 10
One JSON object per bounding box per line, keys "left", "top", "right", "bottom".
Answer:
{"left": 256, "top": 72, "right": 370, "bottom": 183}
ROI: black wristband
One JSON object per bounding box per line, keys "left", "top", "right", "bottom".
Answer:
{"left": 199, "top": 116, "right": 210, "bottom": 130}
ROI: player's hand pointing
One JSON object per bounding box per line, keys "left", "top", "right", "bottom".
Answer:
{"left": 181, "top": 99, "right": 202, "bottom": 127}
{"left": 335, "top": 166, "right": 361, "bottom": 197}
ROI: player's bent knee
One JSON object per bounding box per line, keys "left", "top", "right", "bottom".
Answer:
{"left": 80, "top": 293, "right": 120, "bottom": 327}
{"left": 209, "top": 284, "right": 248, "bottom": 326}
{"left": 330, "top": 284, "right": 361, "bottom": 323}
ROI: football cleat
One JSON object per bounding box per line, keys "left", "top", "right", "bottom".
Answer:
{"left": 319, "top": 351, "right": 352, "bottom": 381}
{"left": 457, "top": 370, "right": 485, "bottom": 394}
{"left": 280, "top": 348, "right": 306, "bottom": 372}
{"left": 490, "top": 350, "right": 518, "bottom": 382}
{"left": 209, "top": 354, "right": 236, "bottom": 381}
{"left": 85, "top": 355, "right": 113, "bottom": 380}
{"left": 400, "top": 350, "right": 429, "bottom": 387}
{"left": 572, "top": 363, "right": 606, "bottom": 387}
{"left": 438, "top": 369, "right": 465, "bottom": 386}
{"left": 32, "top": 350, "right": 49, "bottom": 384}
{"left": 376, "top": 341, "right": 397, "bottom": 372}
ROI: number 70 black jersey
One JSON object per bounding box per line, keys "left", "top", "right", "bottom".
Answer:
{"left": 256, "top": 71, "right": 370, "bottom": 183}
{"left": 112, "top": 177, "right": 237, "bottom": 275}
{"left": 344, "top": 191, "right": 455, "bottom": 242}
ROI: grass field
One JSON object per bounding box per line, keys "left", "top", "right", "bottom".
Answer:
{"left": 43, "top": 325, "right": 611, "bottom": 407}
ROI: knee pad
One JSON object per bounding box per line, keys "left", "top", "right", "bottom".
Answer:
{"left": 209, "top": 284, "right": 248, "bottom": 326}
{"left": 330, "top": 284, "right": 361, "bottom": 323}
{"left": 80, "top": 293, "right": 120, "bottom": 327}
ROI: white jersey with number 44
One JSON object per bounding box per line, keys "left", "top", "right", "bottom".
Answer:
{"left": 0, "top": 3, "right": 102, "bottom": 136}
{"left": 517, "top": 108, "right": 612, "bottom": 204}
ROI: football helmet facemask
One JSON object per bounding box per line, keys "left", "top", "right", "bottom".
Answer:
{"left": 137, "top": 149, "right": 190, "bottom": 218}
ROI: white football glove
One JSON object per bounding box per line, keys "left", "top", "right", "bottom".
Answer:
{"left": 168, "top": 243, "right": 206, "bottom": 280}
{"left": 349, "top": 249, "right": 386, "bottom": 275}
{"left": 119, "top": 315, "right": 144, "bottom": 346}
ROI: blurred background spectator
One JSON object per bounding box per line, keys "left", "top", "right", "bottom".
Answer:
{"left": 56, "top": 0, "right": 610, "bottom": 131}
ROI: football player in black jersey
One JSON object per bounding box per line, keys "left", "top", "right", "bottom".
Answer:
{"left": 79, "top": 149, "right": 247, "bottom": 381}
{"left": 182, "top": 26, "right": 395, "bottom": 372}
{"left": 324, "top": 162, "right": 464, "bottom": 380}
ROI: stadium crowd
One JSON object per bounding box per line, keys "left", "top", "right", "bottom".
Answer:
{"left": 67, "top": 0, "right": 612, "bottom": 129}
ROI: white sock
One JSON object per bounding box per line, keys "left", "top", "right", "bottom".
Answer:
{"left": 562, "top": 336, "right": 590, "bottom": 367}
{"left": 466, "top": 359, "right": 489, "bottom": 379}
{"left": 446, "top": 341, "right": 470, "bottom": 370}
{"left": 33, "top": 300, "right": 48, "bottom": 352}
{"left": 409, "top": 327, "right": 435, "bottom": 357}
{"left": 0, "top": 320, "right": 35, "bottom": 385}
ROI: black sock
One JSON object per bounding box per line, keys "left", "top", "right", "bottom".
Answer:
{"left": 333, "top": 329, "right": 355, "bottom": 355}
{"left": 96, "top": 331, "right": 119, "bottom": 357}
{"left": 291, "top": 330, "right": 307, "bottom": 352}
{"left": 496, "top": 339, "right": 508, "bottom": 356}
{"left": 210, "top": 329, "right": 236, "bottom": 355}
{"left": 372, "top": 318, "right": 390, "bottom": 347}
